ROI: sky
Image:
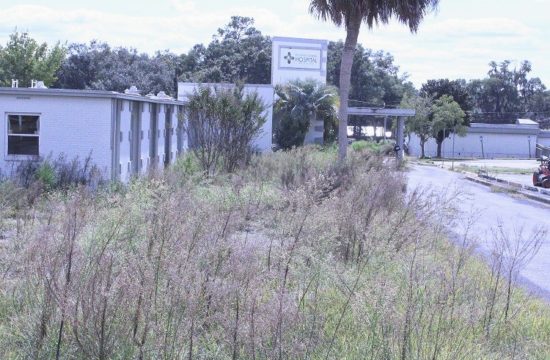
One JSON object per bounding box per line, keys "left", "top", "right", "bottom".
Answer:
{"left": 1, "top": 0, "right": 550, "bottom": 88}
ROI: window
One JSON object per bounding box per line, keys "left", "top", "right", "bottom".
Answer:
{"left": 7, "top": 114, "right": 40, "bottom": 156}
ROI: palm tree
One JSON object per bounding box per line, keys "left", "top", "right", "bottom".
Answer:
{"left": 309, "top": 0, "right": 439, "bottom": 160}
{"left": 274, "top": 79, "right": 338, "bottom": 149}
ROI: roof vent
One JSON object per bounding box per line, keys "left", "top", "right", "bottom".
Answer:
{"left": 30, "top": 80, "right": 47, "bottom": 89}
{"left": 156, "top": 91, "right": 172, "bottom": 100}
{"left": 124, "top": 85, "right": 141, "bottom": 95}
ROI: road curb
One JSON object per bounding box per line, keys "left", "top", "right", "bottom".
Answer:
{"left": 465, "top": 175, "right": 550, "bottom": 206}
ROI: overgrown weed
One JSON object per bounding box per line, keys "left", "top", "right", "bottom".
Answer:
{"left": 0, "top": 146, "right": 549, "bottom": 359}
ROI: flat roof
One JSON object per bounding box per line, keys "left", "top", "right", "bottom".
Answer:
{"left": 516, "top": 118, "right": 538, "bottom": 125}
{"left": 271, "top": 36, "right": 328, "bottom": 45}
{"left": 347, "top": 107, "right": 416, "bottom": 117}
{"left": 0, "top": 87, "right": 185, "bottom": 105}
{"left": 178, "top": 82, "right": 273, "bottom": 89}
{"left": 469, "top": 122, "right": 540, "bottom": 135}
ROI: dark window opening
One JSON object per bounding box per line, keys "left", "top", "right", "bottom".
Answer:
{"left": 7, "top": 114, "right": 40, "bottom": 156}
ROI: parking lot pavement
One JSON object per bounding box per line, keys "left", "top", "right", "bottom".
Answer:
{"left": 408, "top": 165, "right": 550, "bottom": 300}
{"left": 496, "top": 173, "right": 533, "bottom": 187}
{"left": 422, "top": 158, "right": 540, "bottom": 187}
{"left": 449, "top": 159, "right": 539, "bottom": 169}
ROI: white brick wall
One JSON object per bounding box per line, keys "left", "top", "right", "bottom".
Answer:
{"left": 118, "top": 100, "right": 132, "bottom": 182}
{"left": 169, "top": 105, "right": 178, "bottom": 165}
{"left": 140, "top": 103, "right": 151, "bottom": 174}
{"left": 158, "top": 105, "right": 166, "bottom": 166}
{"left": 0, "top": 94, "right": 112, "bottom": 178}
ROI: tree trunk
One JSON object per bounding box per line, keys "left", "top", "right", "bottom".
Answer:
{"left": 337, "top": 16, "right": 362, "bottom": 161}
{"left": 420, "top": 139, "right": 426, "bottom": 158}
{"left": 436, "top": 140, "right": 442, "bottom": 158}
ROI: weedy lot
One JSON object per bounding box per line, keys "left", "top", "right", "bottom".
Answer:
{"left": 1, "top": 146, "right": 549, "bottom": 359}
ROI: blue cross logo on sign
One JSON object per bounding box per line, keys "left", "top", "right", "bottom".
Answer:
{"left": 284, "top": 51, "right": 294, "bottom": 64}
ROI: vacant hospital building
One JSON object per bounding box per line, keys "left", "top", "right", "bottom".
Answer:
{"left": 1, "top": 37, "right": 331, "bottom": 182}
{"left": 0, "top": 85, "right": 185, "bottom": 182}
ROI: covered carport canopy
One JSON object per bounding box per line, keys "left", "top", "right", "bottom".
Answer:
{"left": 347, "top": 107, "right": 416, "bottom": 164}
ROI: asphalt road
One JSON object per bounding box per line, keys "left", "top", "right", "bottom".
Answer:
{"left": 408, "top": 165, "right": 550, "bottom": 300}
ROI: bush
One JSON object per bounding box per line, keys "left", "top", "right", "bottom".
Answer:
{"left": 35, "top": 162, "right": 56, "bottom": 190}
{"left": 351, "top": 140, "right": 370, "bottom": 152}
{"left": 168, "top": 152, "right": 204, "bottom": 186}
{"left": 273, "top": 111, "right": 310, "bottom": 150}
{"left": 186, "top": 84, "right": 267, "bottom": 175}
{"left": 12, "top": 153, "right": 102, "bottom": 191}
{"left": 351, "top": 140, "right": 395, "bottom": 155}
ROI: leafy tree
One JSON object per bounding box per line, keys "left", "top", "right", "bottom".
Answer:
{"left": 186, "top": 85, "right": 266, "bottom": 174}
{"left": 0, "top": 30, "right": 66, "bottom": 87}
{"left": 179, "top": 16, "right": 271, "bottom": 84}
{"left": 56, "top": 41, "right": 179, "bottom": 96}
{"left": 420, "top": 79, "right": 472, "bottom": 151}
{"left": 274, "top": 80, "right": 338, "bottom": 149}
{"left": 431, "top": 95, "right": 466, "bottom": 158}
{"left": 466, "top": 60, "right": 548, "bottom": 123}
{"left": 327, "top": 41, "right": 412, "bottom": 107}
{"left": 401, "top": 93, "right": 432, "bottom": 158}
{"left": 420, "top": 79, "right": 472, "bottom": 119}
{"left": 309, "top": 0, "right": 439, "bottom": 161}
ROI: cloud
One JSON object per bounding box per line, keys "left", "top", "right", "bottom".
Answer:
{"left": 1, "top": 1, "right": 550, "bottom": 88}
{"left": 426, "top": 17, "right": 536, "bottom": 38}
{"left": 0, "top": 4, "right": 223, "bottom": 52}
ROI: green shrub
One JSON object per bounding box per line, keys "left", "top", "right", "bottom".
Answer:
{"left": 35, "top": 161, "right": 56, "bottom": 190}
{"left": 186, "top": 85, "right": 266, "bottom": 175}
{"left": 351, "top": 140, "right": 395, "bottom": 155}
{"left": 169, "top": 152, "right": 205, "bottom": 186}
{"left": 13, "top": 153, "right": 101, "bottom": 191}
{"left": 351, "top": 140, "right": 370, "bottom": 152}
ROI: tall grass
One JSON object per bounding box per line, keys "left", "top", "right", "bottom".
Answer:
{"left": 0, "top": 146, "right": 549, "bottom": 359}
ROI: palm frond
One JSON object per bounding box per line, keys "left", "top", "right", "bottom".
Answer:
{"left": 309, "top": 0, "right": 439, "bottom": 32}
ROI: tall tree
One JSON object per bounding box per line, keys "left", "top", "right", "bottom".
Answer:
{"left": 420, "top": 79, "right": 472, "bottom": 117}
{"left": 420, "top": 79, "right": 472, "bottom": 149}
{"left": 327, "top": 41, "right": 411, "bottom": 107}
{"left": 309, "top": 0, "right": 439, "bottom": 160}
{"left": 466, "top": 60, "right": 548, "bottom": 123}
{"left": 56, "top": 42, "right": 179, "bottom": 96}
{"left": 0, "top": 30, "right": 66, "bottom": 87}
{"left": 431, "top": 95, "right": 466, "bottom": 158}
{"left": 179, "top": 16, "right": 272, "bottom": 84}
{"left": 401, "top": 92, "right": 432, "bottom": 158}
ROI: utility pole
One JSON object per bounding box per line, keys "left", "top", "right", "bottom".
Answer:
{"left": 452, "top": 132, "right": 456, "bottom": 170}
{"left": 480, "top": 136, "right": 485, "bottom": 159}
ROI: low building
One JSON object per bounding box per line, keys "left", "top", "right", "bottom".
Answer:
{"left": 0, "top": 86, "right": 185, "bottom": 182}
{"left": 408, "top": 119, "right": 544, "bottom": 158}
{"left": 539, "top": 130, "right": 550, "bottom": 149}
